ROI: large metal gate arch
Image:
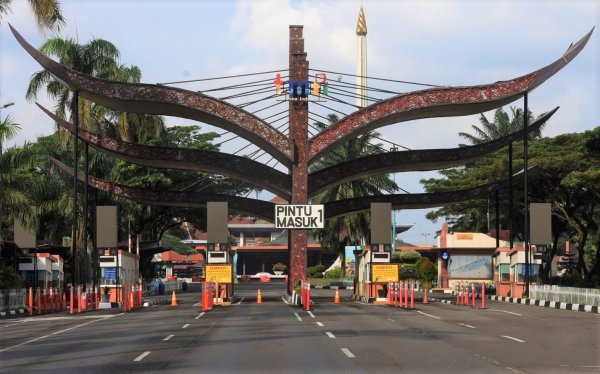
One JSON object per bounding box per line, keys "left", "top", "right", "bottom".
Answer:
{"left": 12, "top": 23, "right": 594, "bottom": 292}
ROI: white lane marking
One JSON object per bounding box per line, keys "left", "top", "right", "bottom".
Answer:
{"left": 341, "top": 348, "right": 355, "bottom": 358}
{"left": 387, "top": 318, "right": 395, "bottom": 323}
{"left": 134, "top": 351, "right": 151, "bottom": 362}
{"left": 0, "top": 317, "right": 113, "bottom": 353}
{"left": 194, "top": 312, "right": 205, "bottom": 320}
{"left": 25, "top": 315, "right": 116, "bottom": 321}
{"left": 193, "top": 302, "right": 200, "bottom": 306}
{"left": 294, "top": 313, "right": 302, "bottom": 322}
{"left": 163, "top": 334, "right": 174, "bottom": 341}
{"left": 502, "top": 335, "right": 526, "bottom": 343}
{"left": 307, "top": 311, "right": 315, "bottom": 318}
{"left": 182, "top": 324, "right": 190, "bottom": 329}
{"left": 459, "top": 323, "right": 476, "bottom": 329}
{"left": 487, "top": 308, "right": 521, "bottom": 316}
{"left": 325, "top": 331, "right": 336, "bottom": 338}
{"left": 281, "top": 296, "right": 289, "bottom": 304}
{"left": 316, "top": 322, "right": 324, "bottom": 327}
{"left": 235, "top": 297, "right": 244, "bottom": 305}
{"left": 416, "top": 310, "right": 441, "bottom": 319}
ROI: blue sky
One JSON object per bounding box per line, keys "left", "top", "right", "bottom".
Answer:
{"left": 1, "top": 0, "right": 598, "bottom": 245}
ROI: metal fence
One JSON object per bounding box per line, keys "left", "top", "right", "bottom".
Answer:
{"left": 0, "top": 288, "right": 27, "bottom": 312}
{"left": 530, "top": 285, "right": 600, "bottom": 306}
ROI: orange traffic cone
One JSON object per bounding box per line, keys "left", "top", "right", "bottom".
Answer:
{"left": 171, "top": 290, "right": 178, "bottom": 306}
{"left": 334, "top": 288, "right": 341, "bottom": 304}
{"left": 257, "top": 288, "right": 263, "bottom": 304}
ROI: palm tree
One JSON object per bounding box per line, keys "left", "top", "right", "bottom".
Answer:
{"left": 26, "top": 36, "right": 121, "bottom": 130}
{"left": 459, "top": 106, "right": 539, "bottom": 145}
{"left": 310, "top": 114, "right": 398, "bottom": 270}
{"left": 0, "top": 0, "right": 65, "bottom": 33}
{"left": 0, "top": 116, "right": 35, "bottom": 245}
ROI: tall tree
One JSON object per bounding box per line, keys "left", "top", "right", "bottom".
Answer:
{"left": 310, "top": 114, "right": 398, "bottom": 266}
{"left": 458, "top": 106, "right": 537, "bottom": 145}
{"left": 423, "top": 126, "right": 600, "bottom": 285}
{"left": 0, "top": 117, "right": 35, "bottom": 245}
{"left": 26, "top": 36, "right": 121, "bottom": 130}
{"left": 0, "top": 0, "right": 65, "bottom": 33}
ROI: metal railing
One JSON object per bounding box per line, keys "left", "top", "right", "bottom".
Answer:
{"left": 0, "top": 288, "right": 27, "bottom": 311}
{"left": 530, "top": 285, "right": 600, "bottom": 306}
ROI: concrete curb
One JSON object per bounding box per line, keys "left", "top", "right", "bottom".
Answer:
{"left": 489, "top": 295, "right": 599, "bottom": 314}
{"left": 311, "top": 285, "right": 354, "bottom": 290}
{"left": 0, "top": 308, "right": 27, "bottom": 318}
{"left": 142, "top": 298, "right": 169, "bottom": 307}
{"left": 429, "top": 296, "right": 599, "bottom": 314}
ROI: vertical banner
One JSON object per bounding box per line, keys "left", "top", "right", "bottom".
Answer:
{"left": 14, "top": 217, "right": 36, "bottom": 249}
{"left": 207, "top": 202, "right": 229, "bottom": 244}
{"left": 96, "top": 206, "right": 118, "bottom": 248}
{"left": 371, "top": 203, "right": 391, "bottom": 245}
{"left": 530, "top": 203, "right": 552, "bottom": 245}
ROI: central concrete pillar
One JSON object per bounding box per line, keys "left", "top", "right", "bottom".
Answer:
{"left": 288, "top": 25, "right": 309, "bottom": 293}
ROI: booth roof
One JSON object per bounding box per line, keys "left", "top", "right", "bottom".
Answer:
{"left": 159, "top": 250, "right": 204, "bottom": 263}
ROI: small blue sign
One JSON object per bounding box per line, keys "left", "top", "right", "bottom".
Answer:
{"left": 520, "top": 264, "right": 538, "bottom": 276}
{"left": 104, "top": 267, "right": 117, "bottom": 281}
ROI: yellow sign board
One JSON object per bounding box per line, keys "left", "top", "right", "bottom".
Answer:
{"left": 205, "top": 264, "right": 232, "bottom": 284}
{"left": 456, "top": 233, "right": 473, "bottom": 240}
{"left": 371, "top": 264, "right": 399, "bottom": 283}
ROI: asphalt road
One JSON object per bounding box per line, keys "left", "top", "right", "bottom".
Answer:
{"left": 1, "top": 282, "right": 598, "bottom": 373}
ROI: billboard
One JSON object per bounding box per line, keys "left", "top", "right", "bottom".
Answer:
{"left": 448, "top": 255, "right": 492, "bottom": 278}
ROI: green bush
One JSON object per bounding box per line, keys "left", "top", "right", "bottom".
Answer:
{"left": 0, "top": 265, "right": 21, "bottom": 289}
{"left": 392, "top": 250, "right": 422, "bottom": 264}
{"left": 324, "top": 267, "right": 343, "bottom": 279}
{"left": 415, "top": 258, "right": 437, "bottom": 288}
{"left": 307, "top": 264, "right": 327, "bottom": 277}
{"left": 313, "top": 272, "right": 324, "bottom": 278}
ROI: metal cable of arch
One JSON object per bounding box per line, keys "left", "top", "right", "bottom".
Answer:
{"left": 220, "top": 85, "right": 274, "bottom": 100}
{"left": 252, "top": 100, "right": 286, "bottom": 115}
{"left": 199, "top": 78, "right": 285, "bottom": 93}
{"left": 158, "top": 69, "right": 289, "bottom": 85}
{"left": 309, "top": 68, "right": 441, "bottom": 88}
{"left": 326, "top": 85, "right": 381, "bottom": 103}
{"left": 327, "top": 81, "right": 402, "bottom": 96}
{"left": 311, "top": 101, "right": 348, "bottom": 116}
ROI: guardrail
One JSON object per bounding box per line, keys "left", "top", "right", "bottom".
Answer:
{"left": 0, "top": 288, "right": 27, "bottom": 312}
{"left": 530, "top": 285, "right": 600, "bottom": 306}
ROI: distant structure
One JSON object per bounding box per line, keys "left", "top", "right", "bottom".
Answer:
{"left": 356, "top": 6, "right": 368, "bottom": 108}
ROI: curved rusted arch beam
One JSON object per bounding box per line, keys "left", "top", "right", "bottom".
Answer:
{"left": 308, "top": 107, "right": 558, "bottom": 197}
{"left": 48, "top": 157, "right": 276, "bottom": 222}
{"left": 37, "top": 103, "right": 292, "bottom": 200}
{"left": 309, "top": 28, "right": 594, "bottom": 163}
{"left": 10, "top": 25, "right": 293, "bottom": 167}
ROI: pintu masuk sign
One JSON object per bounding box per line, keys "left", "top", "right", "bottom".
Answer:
{"left": 275, "top": 204, "right": 324, "bottom": 229}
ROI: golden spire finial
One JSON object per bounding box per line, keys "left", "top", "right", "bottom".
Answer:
{"left": 356, "top": 6, "right": 367, "bottom": 35}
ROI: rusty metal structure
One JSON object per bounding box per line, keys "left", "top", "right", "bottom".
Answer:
{"left": 11, "top": 24, "right": 593, "bottom": 291}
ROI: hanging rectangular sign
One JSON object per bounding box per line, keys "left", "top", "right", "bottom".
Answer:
{"left": 275, "top": 204, "right": 324, "bottom": 229}
{"left": 205, "top": 264, "right": 232, "bottom": 284}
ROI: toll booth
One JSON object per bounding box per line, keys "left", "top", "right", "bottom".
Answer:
{"left": 19, "top": 252, "right": 64, "bottom": 290}
{"left": 204, "top": 243, "right": 235, "bottom": 305}
{"left": 493, "top": 245, "right": 542, "bottom": 298}
{"left": 98, "top": 249, "right": 139, "bottom": 304}
{"left": 355, "top": 245, "right": 398, "bottom": 303}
